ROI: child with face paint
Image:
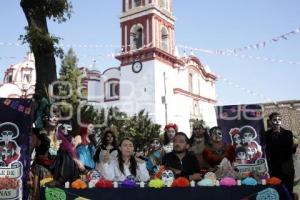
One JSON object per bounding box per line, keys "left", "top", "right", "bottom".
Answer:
{"left": 264, "top": 112, "right": 298, "bottom": 197}
{"left": 146, "top": 138, "right": 163, "bottom": 175}
{"left": 163, "top": 123, "right": 178, "bottom": 154}
{"left": 202, "top": 127, "right": 235, "bottom": 171}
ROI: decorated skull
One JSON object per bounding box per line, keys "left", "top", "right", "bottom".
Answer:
{"left": 161, "top": 170, "right": 174, "bottom": 187}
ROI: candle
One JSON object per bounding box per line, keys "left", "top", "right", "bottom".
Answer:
{"left": 140, "top": 181, "right": 145, "bottom": 188}
{"left": 237, "top": 180, "right": 241, "bottom": 186}
{"left": 88, "top": 181, "right": 94, "bottom": 188}
{"left": 190, "top": 180, "right": 195, "bottom": 187}
{"left": 65, "top": 181, "right": 70, "bottom": 188}
{"left": 261, "top": 179, "right": 266, "bottom": 185}
{"left": 113, "top": 181, "right": 118, "bottom": 188}
{"left": 215, "top": 180, "right": 220, "bottom": 186}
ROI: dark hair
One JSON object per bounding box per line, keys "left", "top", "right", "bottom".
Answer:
{"left": 240, "top": 126, "right": 256, "bottom": 138}
{"left": 32, "top": 128, "right": 50, "bottom": 156}
{"left": 190, "top": 126, "right": 210, "bottom": 145}
{"left": 93, "top": 129, "right": 118, "bottom": 163}
{"left": 268, "top": 112, "right": 281, "bottom": 120}
{"left": 117, "top": 137, "right": 137, "bottom": 177}
{"left": 174, "top": 132, "right": 190, "bottom": 145}
{"left": 235, "top": 146, "right": 247, "bottom": 155}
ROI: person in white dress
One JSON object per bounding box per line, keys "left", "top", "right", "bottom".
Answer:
{"left": 100, "top": 137, "right": 150, "bottom": 182}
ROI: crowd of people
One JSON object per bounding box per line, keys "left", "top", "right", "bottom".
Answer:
{"left": 28, "top": 112, "right": 298, "bottom": 199}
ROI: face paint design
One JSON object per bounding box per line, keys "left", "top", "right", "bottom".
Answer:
{"left": 167, "top": 128, "right": 176, "bottom": 140}
{"left": 242, "top": 132, "right": 255, "bottom": 144}
{"left": 211, "top": 128, "right": 222, "bottom": 142}
{"left": 233, "top": 134, "right": 241, "bottom": 146}
{"left": 271, "top": 116, "right": 282, "bottom": 129}
{"left": 161, "top": 170, "right": 174, "bottom": 187}
{"left": 150, "top": 139, "right": 161, "bottom": 151}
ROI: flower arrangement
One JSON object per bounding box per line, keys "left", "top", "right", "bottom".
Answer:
{"left": 171, "top": 177, "right": 190, "bottom": 187}
{"left": 148, "top": 179, "right": 165, "bottom": 188}
{"left": 95, "top": 178, "right": 113, "bottom": 188}
{"left": 71, "top": 179, "right": 87, "bottom": 189}
{"left": 266, "top": 177, "right": 282, "bottom": 185}
{"left": 219, "top": 177, "right": 236, "bottom": 186}
{"left": 121, "top": 178, "right": 138, "bottom": 188}
{"left": 241, "top": 177, "right": 257, "bottom": 186}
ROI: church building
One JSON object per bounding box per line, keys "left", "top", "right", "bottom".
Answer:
{"left": 88, "top": 0, "right": 218, "bottom": 134}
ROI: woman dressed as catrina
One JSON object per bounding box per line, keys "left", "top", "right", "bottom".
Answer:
{"left": 162, "top": 123, "right": 178, "bottom": 154}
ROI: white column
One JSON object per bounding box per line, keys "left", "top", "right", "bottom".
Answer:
{"left": 125, "top": 25, "right": 128, "bottom": 52}
{"left": 147, "top": 19, "right": 149, "bottom": 46}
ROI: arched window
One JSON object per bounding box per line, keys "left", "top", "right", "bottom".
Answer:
{"left": 130, "top": 25, "right": 143, "bottom": 50}
{"left": 105, "top": 79, "right": 120, "bottom": 101}
{"left": 188, "top": 73, "right": 193, "bottom": 92}
{"left": 133, "top": 0, "right": 142, "bottom": 7}
{"left": 160, "top": 0, "right": 167, "bottom": 9}
{"left": 161, "top": 27, "right": 169, "bottom": 52}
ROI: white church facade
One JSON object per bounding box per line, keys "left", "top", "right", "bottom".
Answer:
{"left": 87, "top": 0, "right": 218, "bottom": 134}
{"left": 0, "top": 53, "right": 35, "bottom": 99}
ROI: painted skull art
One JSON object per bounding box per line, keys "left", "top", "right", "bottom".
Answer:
{"left": 240, "top": 126, "right": 256, "bottom": 145}
{"left": 161, "top": 170, "right": 174, "bottom": 187}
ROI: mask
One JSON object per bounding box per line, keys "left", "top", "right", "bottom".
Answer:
{"left": 271, "top": 116, "right": 282, "bottom": 129}
{"left": 161, "top": 170, "right": 174, "bottom": 187}
{"left": 150, "top": 139, "right": 161, "bottom": 150}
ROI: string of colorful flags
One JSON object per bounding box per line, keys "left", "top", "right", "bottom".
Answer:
{"left": 215, "top": 27, "right": 300, "bottom": 55}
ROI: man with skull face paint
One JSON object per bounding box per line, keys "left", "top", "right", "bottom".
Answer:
{"left": 162, "top": 132, "right": 201, "bottom": 181}
{"left": 264, "top": 112, "right": 298, "bottom": 197}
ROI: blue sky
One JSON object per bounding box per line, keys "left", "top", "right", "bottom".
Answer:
{"left": 0, "top": 0, "right": 300, "bottom": 105}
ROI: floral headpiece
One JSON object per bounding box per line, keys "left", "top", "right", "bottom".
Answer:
{"left": 164, "top": 123, "right": 178, "bottom": 132}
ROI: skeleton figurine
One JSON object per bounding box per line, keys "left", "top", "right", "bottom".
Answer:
{"left": 161, "top": 169, "right": 174, "bottom": 187}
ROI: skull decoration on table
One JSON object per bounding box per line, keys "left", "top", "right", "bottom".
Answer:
{"left": 161, "top": 169, "right": 174, "bottom": 187}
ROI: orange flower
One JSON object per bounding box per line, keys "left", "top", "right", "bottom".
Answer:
{"left": 172, "top": 177, "right": 190, "bottom": 187}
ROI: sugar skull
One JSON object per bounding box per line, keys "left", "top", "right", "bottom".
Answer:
{"left": 161, "top": 170, "right": 174, "bottom": 187}
{"left": 87, "top": 170, "right": 102, "bottom": 187}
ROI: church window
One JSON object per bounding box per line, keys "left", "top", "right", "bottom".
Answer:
{"left": 105, "top": 79, "right": 120, "bottom": 101}
{"left": 188, "top": 73, "right": 193, "bottom": 93}
{"left": 134, "top": 0, "right": 142, "bottom": 7}
{"left": 161, "top": 27, "right": 169, "bottom": 52}
{"left": 160, "top": 0, "right": 167, "bottom": 9}
{"left": 130, "top": 25, "right": 143, "bottom": 50}
{"left": 6, "top": 75, "right": 13, "bottom": 83}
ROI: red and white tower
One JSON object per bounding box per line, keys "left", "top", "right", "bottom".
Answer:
{"left": 116, "top": 0, "right": 177, "bottom": 66}
{"left": 89, "top": 0, "right": 217, "bottom": 134}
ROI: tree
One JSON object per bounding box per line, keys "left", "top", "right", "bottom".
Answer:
{"left": 20, "top": 0, "right": 72, "bottom": 98}
{"left": 57, "top": 48, "right": 83, "bottom": 134}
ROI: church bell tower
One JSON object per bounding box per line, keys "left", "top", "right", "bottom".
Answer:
{"left": 116, "top": 0, "right": 177, "bottom": 65}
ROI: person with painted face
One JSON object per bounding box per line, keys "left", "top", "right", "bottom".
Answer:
{"left": 146, "top": 138, "right": 163, "bottom": 175}
{"left": 202, "top": 127, "right": 235, "bottom": 171}
{"left": 163, "top": 123, "right": 178, "bottom": 154}
{"left": 189, "top": 120, "right": 211, "bottom": 173}
{"left": 162, "top": 132, "right": 201, "bottom": 181}
{"left": 264, "top": 112, "right": 298, "bottom": 197}
{"left": 100, "top": 137, "right": 150, "bottom": 182}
